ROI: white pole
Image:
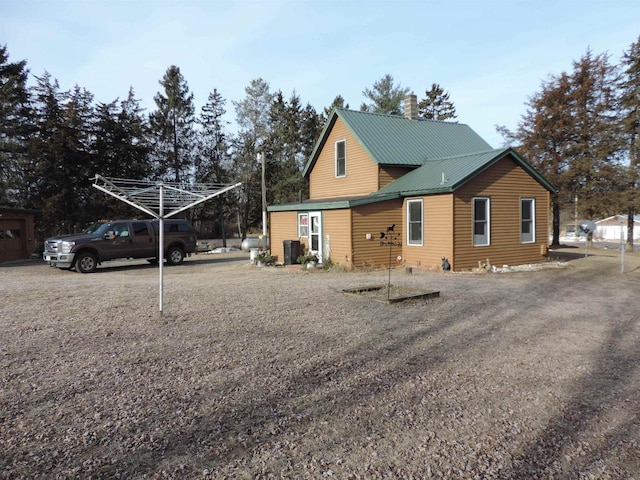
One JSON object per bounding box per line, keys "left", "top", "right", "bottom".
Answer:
{"left": 621, "top": 220, "right": 625, "bottom": 274}
{"left": 159, "top": 184, "right": 164, "bottom": 314}
{"left": 574, "top": 194, "right": 578, "bottom": 239}
{"left": 260, "top": 153, "right": 267, "bottom": 241}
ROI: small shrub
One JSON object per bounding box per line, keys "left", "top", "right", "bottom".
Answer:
{"left": 256, "top": 251, "right": 278, "bottom": 266}
{"left": 321, "top": 257, "right": 335, "bottom": 270}
{"left": 297, "top": 251, "right": 319, "bottom": 266}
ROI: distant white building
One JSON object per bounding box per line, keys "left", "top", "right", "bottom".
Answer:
{"left": 595, "top": 214, "right": 640, "bottom": 241}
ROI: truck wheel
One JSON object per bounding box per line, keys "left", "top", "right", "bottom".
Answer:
{"left": 166, "top": 246, "right": 185, "bottom": 265}
{"left": 75, "top": 252, "right": 97, "bottom": 273}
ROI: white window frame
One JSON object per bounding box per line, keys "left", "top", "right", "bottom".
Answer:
{"left": 473, "top": 197, "right": 490, "bottom": 247}
{"left": 298, "top": 213, "right": 309, "bottom": 238}
{"left": 521, "top": 198, "right": 536, "bottom": 244}
{"left": 335, "top": 139, "right": 346, "bottom": 177}
{"left": 406, "top": 198, "right": 423, "bottom": 246}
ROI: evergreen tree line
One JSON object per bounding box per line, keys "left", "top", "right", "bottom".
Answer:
{"left": 499, "top": 37, "right": 640, "bottom": 247}
{"left": 0, "top": 44, "right": 456, "bottom": 242}
{"left": 4, "top": 37, "right": 637, "bottom": 247}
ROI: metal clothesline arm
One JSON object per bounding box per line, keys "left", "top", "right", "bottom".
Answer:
{"left": 92, "top": 175, "right": 159, "bottom": 218}
{"left": 162, "top": 182, "right": 242, "bottom": 219}
{"left": 91, "top": 175, "right": 241, "bottom": 220}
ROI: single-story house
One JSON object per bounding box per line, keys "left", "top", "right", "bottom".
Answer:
{"left": 0, "top": 207, "right": 40, "bottom": 262}
{"left": 595, "top": 215, "right": 640, "bottom": 241}
{"left": 268, "top": 95, "right": 557, "bottom": 271}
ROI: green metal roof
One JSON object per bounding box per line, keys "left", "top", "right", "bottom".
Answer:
{"left": 291, "top": 108, "right": 557, "bottom": 212}
{"left": 302, "top": 108, "right": 492, "bottom": 176}
{"left": 376, "top": 148, "right": 558, "bottom": 196}
{"left": 271, "top": 148, "right": 557, "bottom": 213}
{"left": 267, "top": 193, "right": 400, "bottom": 212}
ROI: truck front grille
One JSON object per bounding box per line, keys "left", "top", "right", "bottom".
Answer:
{"left": 45, "top": 240, "right": 59, "bottom": 253}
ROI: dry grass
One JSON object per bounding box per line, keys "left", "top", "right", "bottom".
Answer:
{"left": 1, "top": 248, "right": 639, "bottom": 479}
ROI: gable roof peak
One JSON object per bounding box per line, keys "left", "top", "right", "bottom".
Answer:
{"left": 333, "top": 106, "right": 460, "bottom": 126}
{"left": 303, "top": 107, "right": 493, "bottom": 176}
{"left": 377, "top": 147, "right": 557, "bottom": 196}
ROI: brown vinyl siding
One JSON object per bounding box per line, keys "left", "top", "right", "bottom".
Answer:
{"left": 322, "top": 209, "right": 352, "bottom": 266}
{"left": 309, "top": 118, "right": 378, "bottom": 199}
{"left": 453, "top": 156, "right": 550, "bottom": 270}
{"left": 269, "top": 211, "right": 306, "bottom": 263}
{"left": 378, "top": 166, "right": 413, "bottom": 190}
{"left": 351, "top": 199, "right": 403, "bottom": 268}
{"left": 270, "top": 209, "right": 352, "bottom": 266}
{"left": 402, "top": 194, "right": 454, "bottom": 270}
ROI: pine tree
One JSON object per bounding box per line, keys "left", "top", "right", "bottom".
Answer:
{"left": 300, "top": 102, "right": 322, "bottom": 170}
{"left": 62, "top": 85, "right": 96, "bottom": 227}
{"left": 322, "top": 94, "right": 349, "bottom": 122}
{"left": 92, "top": 88, "right": 151, "bottom": 219}
{"left": 94, "top": 89, "right": 151, "bottom": 180}
{"left": 360, "top": 74, "right": 410, "bottom": 115}
{"left": 27, "top": 74, "right": 96, "bottom": 233}
{"left": 197, "top": 88, "right": 229, "bottom": 182}
{"left": 149, "top": 65, "right": 195, "bottom": 183}
{"left": 619, "top": 36, "right": 640, "bottom": 248}
{"left": 266, "top": 91, "right": 305, "bottom": 205}
{"left": 233, "top": 78, "right": 273, "bottom": 144}
{"left": 25, "top": 72, "right": 64, "bottom": 228}
{"left": 418, "top": 83, "right": 457, "bottom": 121}
{"left": 197, "top": 88, "right": 231, "bottom": 244}
{"left": 232, "top": 78, "right": 274, "bottom": 238}
{"left": 0, "top": 45, "right": 32, "bottom": 206}
{"left": 229, "top": 133, "right": 257, "bottom": 239}
{"left": 499, "top": 49, "right": 623, "bottom": 244}
{"left": 566, "top": 50, "right": 623, "bottom": 219}
{"left": 498, "top": 72, "right": 574, "bottom": 244}
{"left": 117, "top": 89, "right": 152, "bottom": 180}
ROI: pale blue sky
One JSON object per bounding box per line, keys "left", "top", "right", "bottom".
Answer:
{"left": 1, "top": 0, "right": 638, "bottom": 147}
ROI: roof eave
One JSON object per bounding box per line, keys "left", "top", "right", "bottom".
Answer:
{"left": 445, "top": 148, "right": 559, "bottom": 194}
{"left": 504, "top": 148, "right": 559, "bottom": 193}
{"left": 302, "top": 110, "right": 339, "bottom": 178}
{"left": 267, "top": 193, "right": 401, "bottom": 212}
{"left": 398, "top": 187, "right": 456, "bottom": 196}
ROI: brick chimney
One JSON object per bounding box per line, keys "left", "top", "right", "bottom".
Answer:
{"left": 404, "top": 94, "right": 418, "bottom": 120}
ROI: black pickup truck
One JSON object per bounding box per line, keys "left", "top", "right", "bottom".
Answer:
{"left": 43, "top": 219, "right": 197, "bottom": 273}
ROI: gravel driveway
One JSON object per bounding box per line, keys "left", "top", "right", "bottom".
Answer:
{"left": 1, "top": 248, "right": 639, "bottom": 479}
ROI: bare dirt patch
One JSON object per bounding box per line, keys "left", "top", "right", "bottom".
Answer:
{"left": 1, "top": 249, "right": 639, "bottom": 479}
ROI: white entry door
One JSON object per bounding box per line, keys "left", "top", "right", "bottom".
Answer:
{"left": 309, "top": 211, "right": 322, "bottom": 262}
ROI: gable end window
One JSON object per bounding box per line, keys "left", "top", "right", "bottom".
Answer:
{"left": 521, "top": 198, "right": 535, "bottom": 243}
{"left": 407, "top": 199, "right": 423, "bottom": 246}
{"left": 335, "top": 140, "right": 346, "bottom": 177}
{"left": 473, "top": 197, "right": 490, "bottom": 246}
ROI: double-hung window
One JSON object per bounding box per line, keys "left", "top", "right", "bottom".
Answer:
{"left": 406, "top": 199, "right": 423, "bottom": 246}
{"left": 521, "top": 198, "right": 535, "bottom": 243}
{"left": 473, "top": 197, "right": 490, "bottom": 246}
{"left": 298, "top": 213, "right": 309, "bottom": 237}
{"left": 335, "top": 140, "right": 346, "bottom": 177}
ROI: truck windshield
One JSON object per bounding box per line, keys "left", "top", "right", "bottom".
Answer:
{"left": 82, "top": 222, "right": 111, "bottom": 235}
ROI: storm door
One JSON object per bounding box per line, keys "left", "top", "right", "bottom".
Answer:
{"left": 309, "top": 211, "right": 322, "bottom": 262}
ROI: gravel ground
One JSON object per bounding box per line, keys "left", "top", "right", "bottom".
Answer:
{"left": 1, "top": 248, "right": 639, "bottom": 479}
